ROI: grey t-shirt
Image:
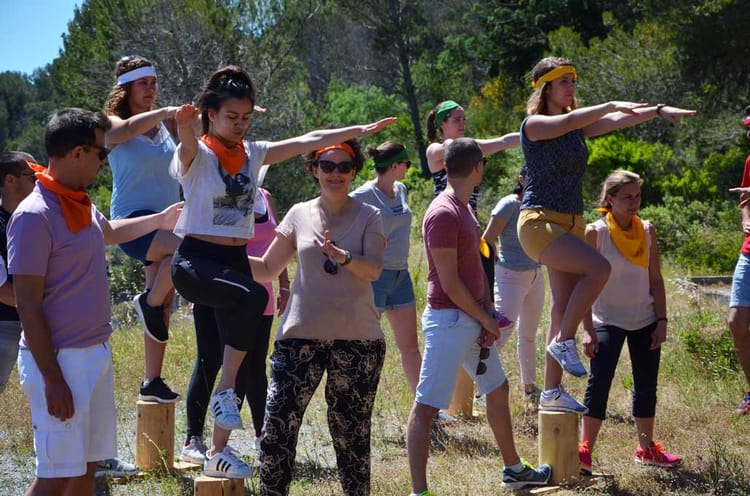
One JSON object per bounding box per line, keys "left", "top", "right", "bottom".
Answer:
{"left": 520, "top": 116, "right": 588, "bottom": 215}
{"left": 490, "top": 194, "right": 540, "bottom": 272}
{"left": 351, "top": 181, "right": 411, "bottom": 270}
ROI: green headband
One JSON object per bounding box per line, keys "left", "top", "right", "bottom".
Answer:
{"left": 373, "top": 148, "right": 409, "bottom": 169}
{"left": 435, "top": 100, "right": 460, "bottom": 128}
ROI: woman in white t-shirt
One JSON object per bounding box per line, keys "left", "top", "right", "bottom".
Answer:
{"left": 170, "top": 65, "right": 394, "bottom": 479}
{"left": 248, "top": 139, "right": 386, "bottom": 495}
{"left": 578, "top": 170, "right": 680, "bottom": 475}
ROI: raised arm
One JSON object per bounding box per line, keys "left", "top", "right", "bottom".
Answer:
{"left": 476, "top": 132, "right": 520, "bottom": 156}
{"left": 175, "top": 104, "right": 201, "bottom": 176}
{"left": 524, "top": 101, "right": 647, "bottom": 142}
{"left": 263, "top": 117, "right": 396, "bottom": 165}
{"left": 584, "top": 105, "right": 696, "bottom": 138}
{"left": 106, "top": 106, "right": 178, "bottom": 146}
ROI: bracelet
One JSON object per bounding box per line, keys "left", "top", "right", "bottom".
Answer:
{"left": 656, "top": 104, "right": 666, "bottom": 118}
{"left": 340, "top": 250, "right": 353, "bottom": 266}
{"left": 656, "top": 317, "right": 668, "bottom": 323}
{"left": 279, "top": 288, "right": 289, "bottom": 293}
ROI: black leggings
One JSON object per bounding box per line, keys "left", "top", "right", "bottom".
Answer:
{"left": 583, "top": 322, "right": 661, "bottom": 420}
{"left": 185, "top": 305, "right": 273, "bottom": 439}
{"left": 171, "top": 236, "right": 267, "bottom": 351}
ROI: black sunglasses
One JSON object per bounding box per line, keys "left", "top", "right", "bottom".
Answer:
{"left": 324, "top": 255, "right": 338, "bottom": 275}
{"left": 85, "top": 144, "right": 111, "bottom": 161}
{"left": 318, "top": 160, "right": 354, "bottom": 174}
{"left": 476, "top": 346, "right": 490, "bottom": 376}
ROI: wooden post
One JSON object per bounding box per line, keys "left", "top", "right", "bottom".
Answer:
{"left": 135, "top": 400, "right": 175, "bottom": 471}
{"left": 538, "top": 411, "right": 580, "bottom": 485}
{"left": 446, "top": 368, "right": 474, "bottom": 419}
{"left": 194, "top": 475, "right": 245, "bottom": 496}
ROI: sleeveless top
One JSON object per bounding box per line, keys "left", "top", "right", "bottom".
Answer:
{"left": 109, "top": 122, "right": 179, "bottom": 219}
{"left": 591, "top": 217, "right": 656, "bottom": 330}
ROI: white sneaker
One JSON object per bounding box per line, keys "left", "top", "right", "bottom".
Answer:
{"left": 546, "top": 337, "right": 587, "bottom": 377}
{"left": 210, "top": 388, "right": 243, "bottom": 431}
{"left": 204, "top": 446, "right": 253, "bottom": 478}
{"left": 539, "top": 385, "right": 588, "bottom": 414}
{"left": 181, "top": 435, "right": 208, "bottom": 465}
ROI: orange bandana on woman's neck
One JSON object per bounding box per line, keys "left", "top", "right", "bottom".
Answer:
{"left": 201, "top": 134, "right": 246, "bottom": 175}
{"left": 604, "top": 210, "right": 648, "bottom": 268}
{"left": 34, "top": 171, "right": 92, "bottom": 234}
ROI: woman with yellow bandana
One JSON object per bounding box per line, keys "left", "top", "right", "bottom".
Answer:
{"left": 577, "top": 170, "right": 681, "bottom": 475}
{"left": 517, "top": 56, "right": 695, "bottom": 414}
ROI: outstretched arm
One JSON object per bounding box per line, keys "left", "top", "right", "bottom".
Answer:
{"left": 248, "top": 233, "right": 297, "bottom": 283}
{"left": 263, "top": 117, "right": 396, "bottom": 165}
{"left": 102, "top": 202, "right": 182, "bottom": 245}
{"left": 584, "top": 105, "right": 696, "bottom": 138}
{"left": 476, "top": 132, "right": 520, "bottom": 156}
{"left": 106, "top": 107, "right": 179, "bottom": 146}
{"left": 524, "top": 101, "right": 648, "bottom": 142}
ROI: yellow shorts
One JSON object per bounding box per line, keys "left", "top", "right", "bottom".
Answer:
{"left": 517, "top": 208, "right": 586, "bottom": 262}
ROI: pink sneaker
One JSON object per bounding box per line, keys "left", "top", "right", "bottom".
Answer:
{"left": 579, "top": 440, "right": 592, "bottom": 476}
{"left": 634, "top": 442, "right": 682, "bottom": 468}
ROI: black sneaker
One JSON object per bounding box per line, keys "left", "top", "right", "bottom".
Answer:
{"left": 133, "top": 291, "right": 168, "bottom": 343}
{"left": 139, "top": 376, "right": 182, "bottom": 403}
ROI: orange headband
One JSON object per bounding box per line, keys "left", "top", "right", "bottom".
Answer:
{"left": 314, "top": 143, "right": 355, "bottom": 160}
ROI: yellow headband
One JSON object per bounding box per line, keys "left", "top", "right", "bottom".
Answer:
{"left": 531, "top": 65, "right": 577, "bottom": 90}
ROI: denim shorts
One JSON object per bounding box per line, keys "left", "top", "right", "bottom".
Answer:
{"left": 731, "top": 253, "right": 750, "bottom": 307}
{"left": 118, "top": 209, "right": 158, "bottom": 265}
{"left": 416, "top": 307, "right": 506, "bottom": 409}
{"left": 371, "top": 269, "right": 416, "bottom": 312}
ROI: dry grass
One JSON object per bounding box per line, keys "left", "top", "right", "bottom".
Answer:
{"left": 1, "top": 257, "right": 750, "bottom": 495}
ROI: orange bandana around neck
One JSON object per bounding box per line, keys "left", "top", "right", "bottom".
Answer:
{"left": 35, "top": 171, "right": 92, "bottom": 234}
{"left": 201, "top": 134, "right": 246, "bottom": 175}
{"left": 603, "top": 210, "right": 648, "bottom": 268}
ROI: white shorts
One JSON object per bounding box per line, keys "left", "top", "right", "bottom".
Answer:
{"left": 18, "top": 341, "right": 117, "bottom": 478}
{"left": 416, "top": 307, "right": 506, "bottom": 409}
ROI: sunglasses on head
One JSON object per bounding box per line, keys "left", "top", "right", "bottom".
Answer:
{"left": 476, "top": 346, "right": 490, "bottom": 376}
{"left": 317, "top": 160, "right": 354, "bottom": 174}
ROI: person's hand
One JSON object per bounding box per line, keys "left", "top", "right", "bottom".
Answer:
{"left": 360, "top": 117, "right": 397, "bottom": 136}
{"left": 44, "top": 377, "right": 74, "bottom": 421}
{"left": 480, "top": 311, "right": 500, "bottom": 340}
{"left": 164, "top": 106, "right": 180, "bottom": 119}
{"left": 729, "top": 187, "right": 750, "bottom": 195}
{"left": 658, "top": 106, "right": 697, "bottom": 125}
{"left": 175, "top": 104, "right": 200, "bottom": 128}
{"left": 276, "top": 287, "right": 289, "bottom": 315}
{"left": 315, "top": 230, "right": 347, "bottom": 264}
{"left": 158, "top": 201, "right": 184, "bottom": 231}
{"left": 582, "top": 329, "right": 598, "bottom": 358}
{"left": 479, "top": 328, "right": 497, "bottom": 347}
{"left": 253, "top": 105, "right": 268, "bottom": 113}
{"left": 610, "top": 101, "right": 649, "bottom": 114}
{"left": 650, "top": 321, "right": 667, "bottom": 350}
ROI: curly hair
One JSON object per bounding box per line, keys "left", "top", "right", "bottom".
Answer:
{"left": 103, "top": 56, "right": 156, "bottom": 119}
{"left": 526, "top": 57, "right": 578, "bottom": 116}
{"left": 304, "top": 138, "right": 365, "bottom": 184}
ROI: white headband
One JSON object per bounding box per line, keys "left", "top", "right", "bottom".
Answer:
{"left": 117, "top": 66, "right": 157, "bottom": 86}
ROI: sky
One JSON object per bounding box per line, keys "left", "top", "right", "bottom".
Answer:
{"left": 0, "top": 0, "right": 81, "bottom": 74}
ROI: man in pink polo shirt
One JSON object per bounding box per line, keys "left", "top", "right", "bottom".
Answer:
{"left": 8, "top": 108, "right": 180, "bottom": 495}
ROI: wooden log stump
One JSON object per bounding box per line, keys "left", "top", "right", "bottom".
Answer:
{"left": 538, "top": 410, "right": 580, "bottom": 485}
{"left": 135, "top": 400, "right": 175, "bottom": 471}
{"left": 446, "top": 368, "right": 474, "bottom": 419}
{"left": 194, "top": 475, "right": 245, "bottom": 496}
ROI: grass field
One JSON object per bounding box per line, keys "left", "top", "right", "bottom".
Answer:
{"left": 1, "top": 256, "right": 749, "bottom": 495}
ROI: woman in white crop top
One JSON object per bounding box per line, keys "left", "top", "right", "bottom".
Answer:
{"left": 578, "top": 170, "right": 681, "bottom": 475}
{"left": 170, "top": 65, "right": 394, "bottom": 479}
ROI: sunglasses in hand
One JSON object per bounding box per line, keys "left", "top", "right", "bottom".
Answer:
{"left": 476, "top": 346, "right": 490, "bottom": 376}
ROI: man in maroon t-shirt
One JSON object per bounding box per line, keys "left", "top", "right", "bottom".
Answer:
{"left": 728, "top": 106, "right": 750, "bottom": 415}
{"left": 405, "top": 138, "right": 551, "bottom": 494}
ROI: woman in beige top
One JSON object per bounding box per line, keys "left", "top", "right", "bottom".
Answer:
{"left": 248, "top": 139, "right": 386, "bottom": 496}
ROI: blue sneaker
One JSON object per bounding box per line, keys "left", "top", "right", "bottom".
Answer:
{"left": 502, "top": 459, "right": 552, "bottom": 489}
{"left": 547, "top": 337, "right": 587, "bottom": 377}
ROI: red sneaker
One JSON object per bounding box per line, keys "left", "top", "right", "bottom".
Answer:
{"left": 634, "top": 442, "right": 682, "bottom": 468}
{"left": 578, "top": 440, "right": 592, "bottom": 476}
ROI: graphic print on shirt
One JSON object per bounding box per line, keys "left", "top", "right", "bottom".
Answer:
{"left": 213, "top": 163, "right": 256, "bottom": 228}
